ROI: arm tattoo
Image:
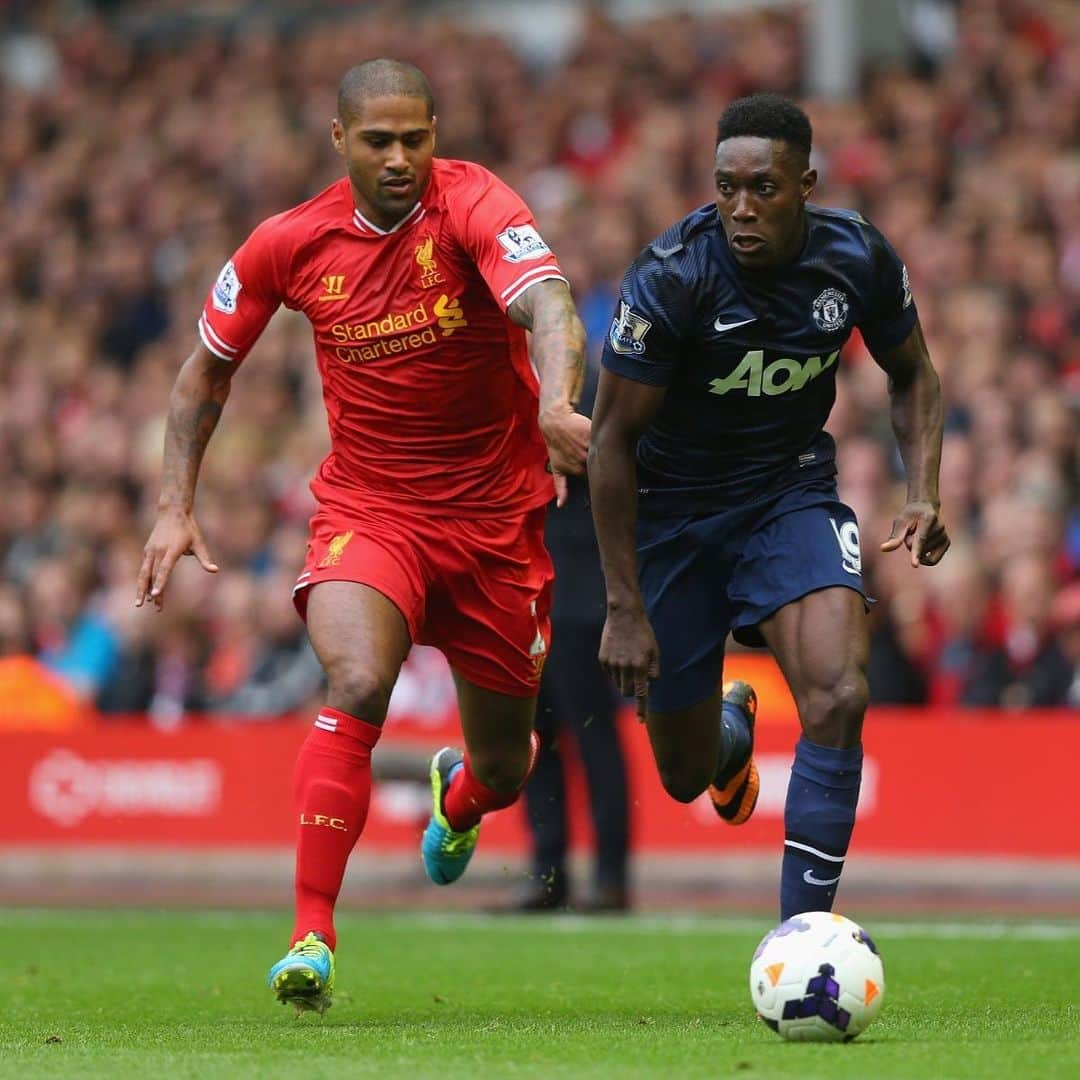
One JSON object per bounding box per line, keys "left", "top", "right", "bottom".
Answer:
{"left": 512, "top": 281, "right": 586, "bottom": 409}
{"left": 159, "top": 387, "right": 227, "bottom": 510}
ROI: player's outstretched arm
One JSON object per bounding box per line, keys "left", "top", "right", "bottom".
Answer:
{"left": 588, "top": 369, "right": 666, "bottom": 716}
{"left": 872, "top": 321, "right": 950, "bottom": 568}
{"left": 135, "top": 342, "right": 235, "bottom": 609}
{"left": 508, "top": 279, "right": 590, "bottom": 506}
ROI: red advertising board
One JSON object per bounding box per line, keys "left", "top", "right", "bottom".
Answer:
{"left": 3, "top": 707, "right": 1077, "bottom": 859}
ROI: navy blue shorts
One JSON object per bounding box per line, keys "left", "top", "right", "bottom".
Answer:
{"left": 637, "top": 479, "right": 867, "bottom": 712}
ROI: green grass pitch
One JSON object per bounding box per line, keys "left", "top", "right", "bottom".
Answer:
{"left": 1, "top": 910, "right": 1077, "bottom": 1079}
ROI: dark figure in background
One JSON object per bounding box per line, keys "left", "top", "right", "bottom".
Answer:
{"left": 515, "top": 357, "right": 631, "bottom": 912}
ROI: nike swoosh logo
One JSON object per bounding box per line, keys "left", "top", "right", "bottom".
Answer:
{"left": 803, "top": 869, "right": 842, "bottom": 887}
{"left": 713, "top": 317, "right": 756, "bottom": 334}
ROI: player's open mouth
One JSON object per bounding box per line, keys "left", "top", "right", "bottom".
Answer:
{"left": 731, "top": 234, "right": 765, "bottom": 252}
{"left": 381, "top": 178, "right": 414, "bottom": 194}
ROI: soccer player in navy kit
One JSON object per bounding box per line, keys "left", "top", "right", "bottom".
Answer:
{"left": 588, "top": 93, "right": 950, "bottom": 920}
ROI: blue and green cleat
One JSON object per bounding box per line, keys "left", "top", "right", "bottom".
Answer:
{"left": 421, "top": 747, "right": 480, "bottom": 885}
{"left": 268, "top": 931, "right": 335, "bottom": 1016}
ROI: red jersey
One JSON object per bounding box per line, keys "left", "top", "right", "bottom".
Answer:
{"left": 198, "top": 159, "right": 567, "bottom": 516}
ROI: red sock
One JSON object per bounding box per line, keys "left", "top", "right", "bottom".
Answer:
{"left": 443, "top": 731, "right": 540, "bottom": 832}
{"left": 291, "top": 707, "right": 381, "bottom": 951}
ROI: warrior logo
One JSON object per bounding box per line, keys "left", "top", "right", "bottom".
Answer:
{"left": 318, "top": 275, "right": 350, "bottom": 302}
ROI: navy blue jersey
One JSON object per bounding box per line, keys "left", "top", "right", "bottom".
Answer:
{"left": 601, "top": 203, "right": 917, "bottom": 513}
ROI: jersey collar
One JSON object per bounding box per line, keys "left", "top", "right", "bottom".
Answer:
{"left": 352, "top": 199, "right": 426, "bottom": 236}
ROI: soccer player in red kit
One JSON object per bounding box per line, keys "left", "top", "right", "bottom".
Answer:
{"left": 135, "top": 59, "right": 589, "bottom": 1015}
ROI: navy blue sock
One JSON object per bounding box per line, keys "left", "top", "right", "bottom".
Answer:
{"left": 780, "top": 737, "right": 863, "bottom": 920}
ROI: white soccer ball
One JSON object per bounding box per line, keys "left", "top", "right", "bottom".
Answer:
{"left": 749, "top": 911, "right": 885, "bottom": 1042}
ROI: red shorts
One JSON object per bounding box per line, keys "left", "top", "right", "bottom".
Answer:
{"left": 293, "top": 503, "right": 553, "bottom": 698}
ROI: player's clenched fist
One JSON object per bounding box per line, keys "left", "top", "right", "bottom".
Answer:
{"left": 540, "top": 405, "right": 590, "bottom": 474}
{"left": 540, "top": 405, "right": 591, "bottom": 506}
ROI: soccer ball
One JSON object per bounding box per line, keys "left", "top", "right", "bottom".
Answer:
{"left": 749, "top": 911, "right": 885, "bottom": 1042}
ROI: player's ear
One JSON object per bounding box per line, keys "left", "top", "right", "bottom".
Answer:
{"left": 331, "top": 118, "right": 346, "bottom": 157}
{"left": 800, "top": 168, "right": 817, "bottom": 202}
{"left": 430, "top": 114, "right": 437, "bottom": 152}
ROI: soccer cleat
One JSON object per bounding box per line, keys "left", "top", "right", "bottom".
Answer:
{"left": 421, "top": 747, "right": 480, "bottom": 885}
{"left": 708, "top": 680, "right": 760, "bottom": 826}
{"left": 268, "top": 932, "right": 335, "bottom": 1016}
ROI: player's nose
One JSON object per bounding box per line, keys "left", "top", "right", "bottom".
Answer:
{"left": 731, "top": 192, "right": 756, "bottom": 220}
{"left": 384, "top": 141, "right": 408, "bottom": 169}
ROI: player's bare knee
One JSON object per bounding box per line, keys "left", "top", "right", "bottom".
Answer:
{"left": 324, "top": 664, "right": 394, "bottom": 725}
{"left": 798, "top": 675, "right": 868, "bottom": 747}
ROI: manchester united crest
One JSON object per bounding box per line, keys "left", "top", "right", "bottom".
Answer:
{"left": 811, "top": 288, "right": 849, "bottom": 332}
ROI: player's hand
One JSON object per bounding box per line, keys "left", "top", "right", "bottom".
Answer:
{"left": 880, "top": 500, "right": 950, "bottom": 568}
{"left": 136, "top": 507, "right": 218, "bottom": 610}
{"left": 539, "top": 404, "right": 590, "bottom": 507}
{"left": 599, "top": 604, "right": 660, "bottom": 721}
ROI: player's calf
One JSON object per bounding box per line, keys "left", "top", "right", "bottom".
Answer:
{"left": 421, "top": 733, "right": 540, "bottom": 885}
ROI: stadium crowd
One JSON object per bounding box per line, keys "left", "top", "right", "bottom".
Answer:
{"left": 0, "top": 0, "right": 1076, "bottom": 726}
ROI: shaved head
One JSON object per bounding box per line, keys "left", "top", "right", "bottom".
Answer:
{"left": 337, "top": 59, "right": 435, "bottom": 124}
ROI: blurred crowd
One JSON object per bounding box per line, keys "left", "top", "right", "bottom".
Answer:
{"left": 0, "top": 0, "right": 1076, "bottom": 726}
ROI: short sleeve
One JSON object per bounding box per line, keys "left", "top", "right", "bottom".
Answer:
{"left": 600, "top": 253, "right": 691, "bottom": 387}
{"left": 858, "top": 224, "right": 918, "bottom": 356}
{"left": 454, "top": 168, "right": 568, "bottom": 310}
{"left": 198, "top": 216, "right": 288, "bottom": 363}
